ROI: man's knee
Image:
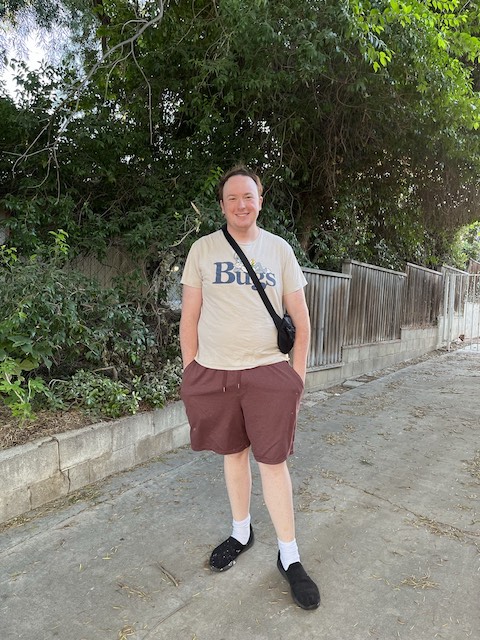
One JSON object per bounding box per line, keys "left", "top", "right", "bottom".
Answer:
{"left": 257, "top": 460, "right": 289, "bottom": 476}
{"left": 224, "top": 447, "right": 251, "bottom": 464}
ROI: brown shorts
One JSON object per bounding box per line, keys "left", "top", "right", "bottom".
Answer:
{"left": 180, "top": 361, "right": 304, "bottom": 464}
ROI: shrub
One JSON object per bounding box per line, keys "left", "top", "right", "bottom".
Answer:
{"left": 0, "top": 357, "right": 48, "bottom": 420}
{"left": 0, "top": 232, "right": 182, "bottom": 420}
{"left": 51, "top": 370, "right": 140, "bottom": 418}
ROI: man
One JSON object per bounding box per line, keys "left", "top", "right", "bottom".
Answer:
{"left": 179, "top": 166, "right": 320, "bottom": 610}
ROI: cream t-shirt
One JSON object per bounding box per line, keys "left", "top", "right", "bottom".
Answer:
{"left": 181, "top": 228, "right": 307, "bottom": 370}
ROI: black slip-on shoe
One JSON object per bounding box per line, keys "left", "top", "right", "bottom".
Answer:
{"left": 209, "top": 525, "right": 254, "bottom": 572}
{"left": 277, "top": 552, "right": 320, "bottom": 610}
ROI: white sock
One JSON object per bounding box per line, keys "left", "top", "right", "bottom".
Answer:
{"left": 231, "top": 514, "right": 251, "bottom": 545}
{"left": 278, "top": 538, "right": 300, "bottom": 570}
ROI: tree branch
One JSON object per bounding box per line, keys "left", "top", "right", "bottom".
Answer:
{"left": 11, "top": 0, "right": 164, "bottom": 180}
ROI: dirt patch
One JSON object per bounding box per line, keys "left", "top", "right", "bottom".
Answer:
{"left": 0, "top": 405, "right": 97, "bottom": 450}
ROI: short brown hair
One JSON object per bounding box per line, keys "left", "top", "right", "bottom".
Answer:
{"left": 217, "top": 165, "right": 263, "bottom": 202}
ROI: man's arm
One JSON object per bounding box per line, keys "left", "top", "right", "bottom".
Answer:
{"left": 179, "top": 285, "right": 203, "bottom": 369}
{"left": 283, "top": 288, "right": 310, "bottom": 383}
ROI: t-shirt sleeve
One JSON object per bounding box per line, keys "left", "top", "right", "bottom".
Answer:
{"left": 181, "top": 242, "right": 202, "bottom": 288}
{"left": 282, "top": 244, "right": 308, "bottom": 295}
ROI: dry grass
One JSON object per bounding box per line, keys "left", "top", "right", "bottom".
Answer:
{"left": 400, "top": 575, "right": 438, "bottom": 590}
{"left": 0, "top": 485, "right": 102, "bottom": 534}
{"left": 117, "top": 582, "right": 150, "bottom": 600}
{"left": 323, "top": 432, "right": 348, "bottom": 445}
{"left": 408, "top": 515, "right": 465, "bottom": 541}
{"left": 370, "top": 573, "right": 438, "bottom": 591}
{"left": 407, "top": 515, "right": 480, "bottom": 545}
{"left": 322, "top": 423, "right": 356, "bottom": 446}
{"left": 118, "top": 625, "right": 136, "bottom": 640}
{"left": 297, "top": 484, "right": 332, "bottom": 513}
{"left": 155, "top": 562, "right": 180, "bottom": 587}
{"left": 465, "top": 451, "right": 480, "bottom": 482}
{"left": 321, "top": 469, "right": 344, "bottom": 483}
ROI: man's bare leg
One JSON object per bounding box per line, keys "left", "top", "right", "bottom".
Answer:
{"left": 258, "top": 459, "right": 320, "bottom": 610}
{"left": 209, "top": 447, "right": 254, "bottom": 571}
{"left": 224, "top": 447, "right": 252, "bottom": 521}
{"left": 257, "top": 460, "right": 295, "bottom": 542}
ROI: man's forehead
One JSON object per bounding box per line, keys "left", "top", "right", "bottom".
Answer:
{"left": 223, "top": 175, "right": 259, "bottom": 195}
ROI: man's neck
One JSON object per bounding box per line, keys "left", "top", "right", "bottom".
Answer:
{"left": 226, "top": 224, "right": 260, "bottom": 244}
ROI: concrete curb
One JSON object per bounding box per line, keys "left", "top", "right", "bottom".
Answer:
{"left": 0, "top": 400, "right": 189, "bottom": 524}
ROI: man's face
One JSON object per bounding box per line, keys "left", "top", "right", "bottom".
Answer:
{"left": 220, "top": 175, "right": 262, "bottom": 234}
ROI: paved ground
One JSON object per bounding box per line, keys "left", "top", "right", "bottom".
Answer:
{"left": 1, "top": 348, "right": 479, "bottom": 640}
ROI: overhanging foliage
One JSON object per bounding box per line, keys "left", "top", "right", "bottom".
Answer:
{"left": 1, "top": 0, "right": 480, "bottom": 272}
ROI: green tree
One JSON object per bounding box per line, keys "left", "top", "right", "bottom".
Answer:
{"left": 451, "top": 221, "right": 480, "bottom": 268}
{"left": 2, "top": 0, "right": 480, "bottom": 271}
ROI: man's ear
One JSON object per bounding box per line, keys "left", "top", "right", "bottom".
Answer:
{"left": 220, "top": 200, "right": 226, "bottom": 215}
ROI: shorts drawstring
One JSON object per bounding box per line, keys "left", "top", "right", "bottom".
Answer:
{"left": 222, "top": 370, "right": 241, "bottom": 392}
{"left": 222, "top": 370, "right": 228, "bottom": 393}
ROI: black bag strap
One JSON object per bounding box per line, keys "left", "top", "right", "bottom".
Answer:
{"left": 221, "top": 224, "right": 282, "bottom": 330}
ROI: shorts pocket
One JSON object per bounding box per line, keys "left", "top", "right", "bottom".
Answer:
{"left": 280, "top": 362, "right": 304, "bottom": 390}
{"left": 182, "top": 360, "right": 197, "bottom": 376}
{"left": 290, "top": 367, "right": 305, "bottom": 389}
{"left": 180, "top": 360, "right": 197, "bottom": 399}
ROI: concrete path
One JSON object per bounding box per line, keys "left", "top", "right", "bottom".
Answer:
{"left": 1, "top": 348, "right": 479, "bottom": 640}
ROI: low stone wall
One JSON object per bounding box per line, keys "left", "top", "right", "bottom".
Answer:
{"left": 0, "top": 401, "right": 190, "bottom": 524}
{"left": 0, "top": 325, "right": 445, "bottom": 526}
{"left": 306, "top": 325, "right": 439, "bottom": 392}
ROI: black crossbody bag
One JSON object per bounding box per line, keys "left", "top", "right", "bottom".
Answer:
{"left": 222, "top": 224, "right": 296, "bottom": 354}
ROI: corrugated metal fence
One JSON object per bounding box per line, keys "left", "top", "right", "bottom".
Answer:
{"left": 341, "top": 260, "right": 405, "bottom": 345}
{"left": 468, "top": 258, "right": 480, "bottom": 274}
{"left": 442, "top": 271, "right": 480, "bottom": 350}
{"left": 304, "top": 258, "right": 478, "bottom": 367}
{"left": 303, "top": 268, "right": 351, "bottom": 369}
{"left": 403, "top": 263, "right": 443, "bottom": 327}
{"left": 442, "top": 266, "right": 470, "bottom": 316}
